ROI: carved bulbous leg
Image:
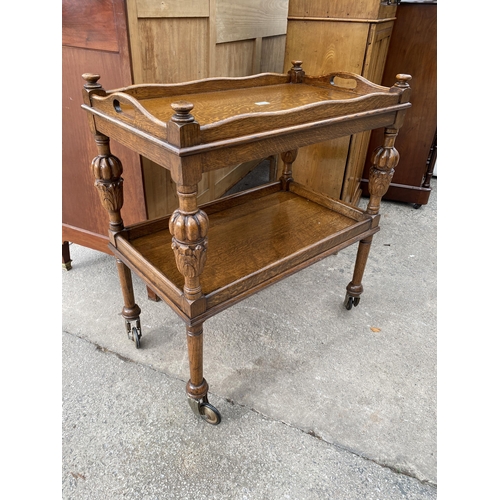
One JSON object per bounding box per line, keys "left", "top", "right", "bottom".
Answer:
{"left": 366, "top": 128, "right": 399, "bottom": 216}
{"left": 169, "top": 185, "right": 220, "bottom": 423}
{"left": 91, "top": 133, "right": 142, "bottom": 346}
{"left": 169, "top": 185, "right": 208, "bottom": 301}
{"left": 91, "top": 134, "right": 125, "bottom": 234}
{"left": 345, "top": 128, "right": 400, "bottom": 310}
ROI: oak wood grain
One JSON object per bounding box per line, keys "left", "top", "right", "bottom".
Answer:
{"left": 82, "top": 68, "right": 410, "bottom": 416}
{"left": 215, "top": 0, "right": 289, "bottom": 43}
{"left": 125, "top": 0, "right": 290, "bottom": 221}
{"left": 127, "top": 189, "right": 371, "bottom": 298}
{"left": 136, "top": 0, "right": 209, "bottom": 18}
{"left": 288, "top": 0, "right": 397, "bottom": 20}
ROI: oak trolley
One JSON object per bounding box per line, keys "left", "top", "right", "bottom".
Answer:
{"left": 81, "top": 62, "right": 411, "bottom": 425}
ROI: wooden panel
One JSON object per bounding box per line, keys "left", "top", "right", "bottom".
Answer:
{"left": 288, "top": 0, "right": 397, "bottom": 20}
{"left": 127, "top": 14, "right": 211, "bottom": 218}
{"left": 62, "top": 0, "right": 119, "bottom": 52}
{"left": 216, "top": 0, "right": 289, "bottom": 43}
{"left": 136, "top": 0, "right": 209, "bottom": 18}
{"left": 284, "top": 21, "right": 370, "bottom": 76}
{"left": 363, "top": 21, "right": 394, "bottom": 83}
{"left": 134, "top": 18, "right": 209, "bottom": 83}
{"left": 213, "top": 39, "right": 256, "bottom": 77}
{"left": 141, "top": 157, "right": 178, "bottom": 219}
{"left": 261, "top": 35, "right": 287, "bottom": 73}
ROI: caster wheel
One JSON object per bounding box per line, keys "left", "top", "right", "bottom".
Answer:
{"left": 344, "top": 295, "right": 360, "bottom": 310}
{"left": 132, "top": 326, "right": 141, "bottom": 349}
{"left": 199, "top": 402, "right": 222, "bottom": 425}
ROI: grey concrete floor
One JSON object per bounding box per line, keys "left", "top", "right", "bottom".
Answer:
{"left": 62, "top": 174, "right": 437, "bottom": 499}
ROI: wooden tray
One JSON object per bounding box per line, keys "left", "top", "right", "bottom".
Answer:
{"left": 114, "top": 181, "right": 378, "bottom": 321}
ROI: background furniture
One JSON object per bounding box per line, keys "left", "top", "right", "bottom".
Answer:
{"left": 361, "top": 0, "right": 437, "bottom": 206}
{"left": 282, "top": 0, "right": 398, "bottom": 205}
{"left": 62, "top": 0, "right": 146, "bottom": 265}
{"left": 62, "top": 0, "right": 290, "bottom": 267}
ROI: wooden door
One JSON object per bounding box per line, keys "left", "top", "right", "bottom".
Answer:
{"left": 62, "top": 0, "right": 147, "bottom": 253}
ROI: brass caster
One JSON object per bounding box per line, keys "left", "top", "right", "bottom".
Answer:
{"left": 125, "top": 320, "right": 142, "bottom": 349}
{"left": 344, "top": 294, "right": 360, "bottom": 310}
{"left": 188, "top": 397, "right": 222, "bottom": 425}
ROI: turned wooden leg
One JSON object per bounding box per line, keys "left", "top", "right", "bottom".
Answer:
{"left": 345, "top": 127, "right": 400, "bottom": 310}
{"left": 365, "top": 128, "right": 399, "bottom": 216}
{"left": 184, "top": 323, "right": 220, "bottom": 424}
{"left": 345, "top": 236, "right": 373, "bottom": 310}
{"left": 91, "top": 133, "right": 143, "bottom": 346}
{"left": 169, "top": 184, "right": 220, "bottom": 424}
{"left": 116, "top": 258, "right": 142, "bottom": 347}
{"left": 147, "top": 286, "right": 161, "bottom": 302}
{"left": 279, "top": 149, "right": 298, "bottom": 190}
{"left": 62, "top": 241, "right": 72, "bottom": 270}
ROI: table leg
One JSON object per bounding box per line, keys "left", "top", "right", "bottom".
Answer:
{"left": 62, "top": 241, "right": 72, "bottom": 270}
{"left": 185, "top": 323, "right": 221, "bottom": 425}
{"left": 116, "top": 258, "right": 142, "bottom": 348}
{"left": 280, "top": 149, "right": 298, "bottom": 190}
{"left": 147, "top": 286, "right": 161, "bottom": 302}
{"left": 90, "top": 132, "right": 143, "bottom": 347}
{"left": 345, "top": 236, "right": 373, "bottom": 310}
{"left": 345, "top": 127, "right": 400, "bottom": 310}
{"left": 169, "top": 183, "right": 220, "bottom": 424}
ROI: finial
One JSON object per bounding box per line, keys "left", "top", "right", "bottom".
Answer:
{"left": 171, "top": 101, "right": 195, "bottom": 123}
{"left": 289, "top": 61, "right": 305, "bottom": 83}
{"left": 82, "top": 73, "right": 102, "bottom": 90}
{"left": 394, "top": 74, "right": 412, "bottom": 88}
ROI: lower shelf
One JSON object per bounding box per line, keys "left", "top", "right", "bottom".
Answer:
{"left": 113, "top": 182, "right": 377, "bottom": 320}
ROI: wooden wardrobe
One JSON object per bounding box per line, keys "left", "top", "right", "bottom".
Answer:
{"left": 282, "top": 0, "right": 398, "bottom": 205}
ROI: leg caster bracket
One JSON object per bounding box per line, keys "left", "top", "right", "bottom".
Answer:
{"left": 187, "top": 396, "right": 222, "bottom": 425}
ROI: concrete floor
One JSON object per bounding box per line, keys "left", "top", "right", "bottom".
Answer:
{"left": 62, "top": 173, "right": 437, "bottom": 499}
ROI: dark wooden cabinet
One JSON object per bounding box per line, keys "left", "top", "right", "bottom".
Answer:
{"left": 361, "top": 1, "right": 437, "bottom": 206}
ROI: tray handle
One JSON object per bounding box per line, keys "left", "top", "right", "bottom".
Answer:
{"left": 83, "top": 74, "right": 168, "bottom": 140}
